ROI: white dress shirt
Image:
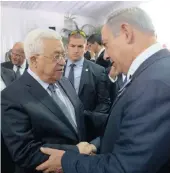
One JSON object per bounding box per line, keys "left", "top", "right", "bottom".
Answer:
{"left": 109, "top": 74, "right": 126, "bottom": 83}
{"left": 13, "top": 59, "right": 27, "bottom": 75}
{"left": 97, "top": 47, "right": 105, "bottom": 58}
{"left": 127, "top": 42, "right": 163, "bottom": 81}
{"left": 27, "top": 68, "right": 77, "bottom": 127}
{"left": 0, "top": 76, "right": 6, "bottom": 91}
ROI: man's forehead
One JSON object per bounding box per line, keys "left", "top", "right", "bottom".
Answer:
{"left": 69, "top": 38, "right": 86, "bottom": 45}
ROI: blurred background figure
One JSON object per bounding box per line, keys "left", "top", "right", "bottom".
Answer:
{"left": 1, "top": 42, "right": 28, "bottom": 79}
{"left": 5, "top": 49, "right": 12, "bottom": 62}
{"left": 87, "top": 34, "right": 111, "bottom": 68}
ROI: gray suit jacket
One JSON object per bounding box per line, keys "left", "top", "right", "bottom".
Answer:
{"left": 1, "top": 66, "right": 16, "bottom": 86}
{"left": 62, "top": 49, "right": 170, "bottom": 173}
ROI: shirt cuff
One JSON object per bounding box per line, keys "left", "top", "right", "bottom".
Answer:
{"left": 109, "top": 75, "right": 118, "bottom": 83}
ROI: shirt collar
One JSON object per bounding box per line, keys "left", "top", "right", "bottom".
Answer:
{"left": 67, "top": 57, "right": 84, "bottom": 67}
{"left": 27, "top": 68, "right": 49, "bottom": 91}
{"left": 16, "top": 59, "right": 27, "bottom": 69}
{"left": 127, "top": 43, "right": 163, "bottom": 80}
{"left": 97, "top": 47, "right": 105, "bottom": 57}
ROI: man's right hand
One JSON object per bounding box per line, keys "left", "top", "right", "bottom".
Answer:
{"left": 109, "top": 64, "right": 119, "bottom": 80}
{"left": 76, "top": 142, "right": 97, "bottom": 155}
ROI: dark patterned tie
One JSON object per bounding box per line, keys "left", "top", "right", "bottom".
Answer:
{"left": 16, "top": 66, "right": 21, "bottom": 79}
{"left": 48, "top": 84, "right": 77, "bottom": 132}
{"left": 68, "top": 64, "right": 76, "bottom": 88}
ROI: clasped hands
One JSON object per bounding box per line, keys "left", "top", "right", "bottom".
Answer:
{"left": 36, "top": 142, "right": 97, "bottom": 173}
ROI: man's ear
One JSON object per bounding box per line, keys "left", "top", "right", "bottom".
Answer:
{"left": 30, "top": 55, "right": 38, "bottom": 68}
{"left": 120, "top": 23, "right": 134, "bottom": 44}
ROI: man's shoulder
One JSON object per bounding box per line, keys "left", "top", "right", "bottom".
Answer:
{"left": 85, "top": 59, "right": 105, "bottom": 72}
{"left": 1, "top": 61, "right": 12, "bottom": 67}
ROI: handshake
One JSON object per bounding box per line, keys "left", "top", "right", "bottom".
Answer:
{"left": 36, "top": 142, "right": 97, "bottom": 173}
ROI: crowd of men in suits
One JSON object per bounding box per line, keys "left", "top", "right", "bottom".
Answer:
{"left": 1, "top": 7, "right": 170, "bottom": 173}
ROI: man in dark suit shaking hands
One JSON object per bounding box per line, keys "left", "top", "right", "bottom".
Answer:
{"left": 36, "top": 7, "right": 170, "bottom": 173}
{"left": 1, "top": 29, "right": 97, "bottom": 173}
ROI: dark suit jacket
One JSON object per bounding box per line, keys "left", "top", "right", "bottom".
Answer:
{"left": 1, "top": 66, "right": 16, "bottom": 86}
{"left": 64, "top": 59, "right": 111, "bottom": 141}
{"left": 96, "top": 50, "right": 112, "bottom": 68}
{"left": 1, "top": 60, "right": 28, "bottom": 71}
{"left": 78, "top": 59, "right": 110, "bottom": 113}
{"left": 106, "top": 66, "right": 121, "bottom": 104}
{"left": 1, "top": 67, "right": 16, "bottom": 173}
{"left": 1, "top": 72, "right": 86, "bottom": 173}
{"left": 84, "top": 51, "right": 91, "bottom": 60}
{"left": 62, "top": 49, "right": 170, "bottom": 173}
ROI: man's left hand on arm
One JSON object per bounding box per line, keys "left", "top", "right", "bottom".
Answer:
{"left": 36, "top": 147, "right": 65, "bottom": 173}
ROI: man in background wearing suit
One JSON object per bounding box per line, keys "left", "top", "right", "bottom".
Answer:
{"left": 1, "top": 29, "right": 97, "bottom": 173}
{"left": 1, "top": 42, "right": 28, "bottom": 78}
{"left": 36, "top": 7, "right": 170, "bottom": 173}
{"left": 64, "top": 31, "right": 111, "bottom": 141}
{"left": 87, "top": 34, "right": 111, "bottom": 68}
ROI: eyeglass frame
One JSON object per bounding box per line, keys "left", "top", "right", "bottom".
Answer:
{"left": 11, "top": 51, "right": 24, "bottom": 58}
{"left": 36, "top": 52, "right": 66, "bottom": 63}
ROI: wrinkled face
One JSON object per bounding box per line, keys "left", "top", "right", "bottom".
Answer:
{"left": 30, "top": 39, "right": 66, "bottom": 83}
{"left": 87, "top": 42, "right": 98, "bottom": 54}
{"left": 68, "top": 37, "right": 86, "bottom": 61}
{"left": 11, "top": 44, "right": 25, "bottom": 66}
{"left": 102, "top": 24, "right": 133, "bottom": 74}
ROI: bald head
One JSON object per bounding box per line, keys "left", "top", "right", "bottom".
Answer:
{"left": 11, "top": 42, "right": 25, "bottom": 66}
{"left": 13, "top": 42, "right": 24, "bottom": 50}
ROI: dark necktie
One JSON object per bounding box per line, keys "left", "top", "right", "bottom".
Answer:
{"left": 16, "top": 66, "right": 21, "bottom": 79}
{"left": 48, "top": 83, "right": 77, "bottom": 132}
{"left": 68, "top": 64, "right": 76, "bottom": 88}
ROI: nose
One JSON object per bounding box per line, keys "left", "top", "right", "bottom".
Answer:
{"left": 104, "top": 51, "right": 110, "bottom": 60}
{"left": 75, "top": 47, "right": 79, "bottom": 53}
{"left": 60, "top": 57, "right": 66, "bottom": 66}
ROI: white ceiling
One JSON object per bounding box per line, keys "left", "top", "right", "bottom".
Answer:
{"left": 1, "top": 1, "right": 147, "bottom": 19}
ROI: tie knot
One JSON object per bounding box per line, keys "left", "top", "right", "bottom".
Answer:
{"left": 48, "top": 84, "right": 56, "bottom": 93}
{"left": 17, "top": 66, "right": 21, "bottom": 69}
{"left": 70, "top": 64, "right": 76, "bottom": 68}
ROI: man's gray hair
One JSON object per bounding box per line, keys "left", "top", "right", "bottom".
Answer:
{"left": 106, "top": 7, "right": 155, "bottom": 35}
{"left": 24, "top": 28, "right": 62, "bottom": 64}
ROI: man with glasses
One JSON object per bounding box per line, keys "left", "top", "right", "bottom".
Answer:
{"left": 1, "top": 42, "right": 28, "bottom": 78}
{"left": 1, "top": 29, "right": 96, "bottom": 173}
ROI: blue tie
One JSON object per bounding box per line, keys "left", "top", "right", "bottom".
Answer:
{"left": 68, "top": 64, "right": 76, "bottom": 88}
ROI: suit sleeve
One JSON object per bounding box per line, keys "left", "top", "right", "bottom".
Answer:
{"left": 61, "top": 80, "right": 170, "bottom": 173}
{"left": 1, "top": 95, "right": 78, "bottom": 170}
{"left": 94, "top": 68, "right": 111, "bottom": 113}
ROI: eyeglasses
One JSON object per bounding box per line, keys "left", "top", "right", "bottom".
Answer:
{"left": 70, "top": 30, "right": 86, "bottom": 38}
{"left": 41, "top": 53, "right": 66, "bottom": 63}
{"left": 11, "top": 52, "right": 23, "bottom": 58}
{"left": 53, "top": 53, "right": 66, "bottom": 63}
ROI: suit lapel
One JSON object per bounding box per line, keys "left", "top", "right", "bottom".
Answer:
{"left": 78, "top": 59, "right": 89, "bottom": 96}
{"left": 22, "top": 72, "right": 78, "bottom": 139}
{"left": 59, "top": 79, "right": 80, "bottom": 139}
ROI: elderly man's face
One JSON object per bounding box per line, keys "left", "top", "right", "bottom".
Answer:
{"left": 102, "top": 24, "right": 132, "bottom": 74}
{"left": 32, "top": 39, "right": 66, "bottom": 84}
{"left": 11, "top": 43, "right": 25, "bottom": 66}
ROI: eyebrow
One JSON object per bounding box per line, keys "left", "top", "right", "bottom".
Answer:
{"left": 53, "top": 50, "right": 64, "bottom": 54}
